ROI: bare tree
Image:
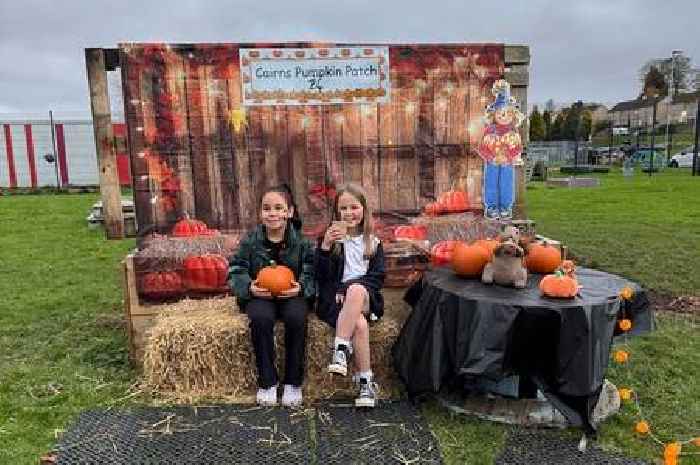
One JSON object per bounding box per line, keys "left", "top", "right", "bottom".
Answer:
{"left": 638, "top": 52, "right": 692, "bottom": 96}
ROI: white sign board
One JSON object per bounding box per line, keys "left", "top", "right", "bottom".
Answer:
{"left": 240, "top": 47, "right": 390, "bottom": 106}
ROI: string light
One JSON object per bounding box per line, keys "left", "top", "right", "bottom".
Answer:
{"left": 614, "top": 288, "right": 699, "bottom": 464}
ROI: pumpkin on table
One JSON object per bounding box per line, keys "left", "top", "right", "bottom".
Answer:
{"left": 256, "top": 262, "right": 295, "bottom": 296}
{"left": 539, "top": 260, "right": 580, "bottom": 299}
{"left": 526, "top": 241, "right": 562, "bottom": 273}
{"left": 474, "top": 238, "right": 499, "bottom": 258}
{"left": 182, "top": 254, "right": 229, "bottom": 292}
{"left": 452, "top": 241, "right": 490, "bottom": 278}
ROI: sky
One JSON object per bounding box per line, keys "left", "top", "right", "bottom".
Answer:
{"left": 1, "top": 0, "right": 699, "bottom": 118}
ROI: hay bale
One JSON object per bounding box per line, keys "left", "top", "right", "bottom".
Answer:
{"left": 303, "top": 315, "right": 404, "bottom": 402}
{"left": 143, "top": 295, "right": 409, "bottom": 403}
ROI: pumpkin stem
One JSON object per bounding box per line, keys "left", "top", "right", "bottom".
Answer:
{"left": 269, "top": 260, "right": 277, "bottom": 267}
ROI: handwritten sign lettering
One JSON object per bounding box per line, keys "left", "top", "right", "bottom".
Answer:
{"left": 240, "top": 47, "right": 390, "bottom": 106}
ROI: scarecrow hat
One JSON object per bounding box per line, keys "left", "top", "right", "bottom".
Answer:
{"left": 487, "top": 79, "right": 519, "bottom": 113}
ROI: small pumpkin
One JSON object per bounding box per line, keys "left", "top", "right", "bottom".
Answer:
{"left": 452, "top": 242, "right": 490, "bottom": 278}
{"left": 172, "top": 216, "right": 210, "bottom": 237}
{"left": 183, "top": 254, "right": 229, "bottom": 292}
{"left": 256, "top": 262, "right": 295, "bottom": 296}
{"left": 140, "top": 271, "right": 183, "bottom": 298}
{"left": 474, "top": 238, "right": 499, "bottom": 258}
{"left": 438, "top": 190, "right": 469, "bottom": 213}
{"left": 394, "top": 225, "right": 428, "bottom": 241}
{"left": 526, "top": 241, "right": 562, "bottom": 273}
{"left": 424, "top": 202, "right": 440, "bottom": 216}
{"left": 431, "top": 240, "right": 458, "bottom": 267}
{"left": 539, "top": 270, "right": 579, "bottom": 298}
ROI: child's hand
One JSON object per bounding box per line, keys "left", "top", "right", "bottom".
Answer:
{"left": 321, "top": 225, "right": 344, "bottom": 250}
{"left": 277, "top": 281, "right": 301, "bottom": 299}
{"left": 250, "top": 281, "right": 273, "bottom": 299}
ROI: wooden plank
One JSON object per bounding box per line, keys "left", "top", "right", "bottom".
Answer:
{"left": 504, "top": 45, "right": 530, "bottom": 65}
{"left": 360, "top": 104, "right": 379, "bottom": 211}
{"left": 289, "top": 107, "right": 309, "bottom": 216}
{"left": 85, "top": 48, "right": 124, "bottom": 239}
{"left": 120, "top": 49, "right": 153, "bottom": 239}
{"left": 378, "top": 99, "right": 397, "bottom": 211}
{"left": 228, "top": 85, "right": 255, "bottom": 230}
{"left": 510, "top": 84, "right": 528, "bottom": 219}
{"left": 164, "top": 53, "right": 195, "bottom": 220}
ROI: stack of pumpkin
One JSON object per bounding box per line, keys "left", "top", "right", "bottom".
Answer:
{"left": 136, "top": 217, "right": 240, "bottom": 301}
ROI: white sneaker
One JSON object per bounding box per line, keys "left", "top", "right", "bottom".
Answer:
{"left": 256, "top": 385, "right": 278, "bottom": 406}
{"left": 281, "top": 384, "right": 303, "bottom": 408}
{"left": 355, "top": 379, "right": 380, "bottom": 408}
{"left": 328, "top": 345, "right": 350, "bottom": 376}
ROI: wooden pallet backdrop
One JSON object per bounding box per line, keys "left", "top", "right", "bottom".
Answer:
{"left": 119, "top": 43, "right": 529, "bottom": 237}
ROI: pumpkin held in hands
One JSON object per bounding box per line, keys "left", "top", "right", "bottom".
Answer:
{"left": 526, "top": 241, "right": 562, "bottom": 273}
{"left": 256, "top": 262, "right": 295, "bottom": 296}
{"left": 452, "top": 242, "right": 490, "bottom": 278}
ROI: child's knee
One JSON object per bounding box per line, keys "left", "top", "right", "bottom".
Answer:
{"left": 346, "top": 284, "right": 368, "bottom": 302}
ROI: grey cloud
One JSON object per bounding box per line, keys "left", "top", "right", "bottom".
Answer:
{"left": 1, "top": 0, "right": 698, "bottom": 115}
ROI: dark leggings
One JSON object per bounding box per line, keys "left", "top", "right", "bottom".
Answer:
{"left": 246, "top": 297, "right": 307, "bottom": 388}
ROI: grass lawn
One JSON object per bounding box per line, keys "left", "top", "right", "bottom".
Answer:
{"left": 1, "top": 170, "right": 698, "bottom": 464}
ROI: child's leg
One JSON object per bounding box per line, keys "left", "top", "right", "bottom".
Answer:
{"left": 352, "top": 315, "right": 370, "bottom": 372}
{"left": 336, "top": 284, "right": 369, "bottom": 341}
{"left": 246, "top": 299, "right": 278, "bottom": 388}
{"left": 279, "top": 297, "right": 307, "bottom": 387}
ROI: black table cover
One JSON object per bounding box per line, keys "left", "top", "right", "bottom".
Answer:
{"left": 393, "top": 266, "right": 648, "bottom": 435}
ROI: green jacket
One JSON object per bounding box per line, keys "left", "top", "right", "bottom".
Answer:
{"left": 228, "top": 224, "right": 316, "bottom": 309}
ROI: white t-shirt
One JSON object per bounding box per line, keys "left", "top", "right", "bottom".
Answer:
{"left": 341, "top": 234, "right": 375, "bottom": 283}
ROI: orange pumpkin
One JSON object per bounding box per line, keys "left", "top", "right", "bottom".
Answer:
{"left": 539, "top": 271, "right": 579, "bottom": 298}
{"left": 183, "top": 254, "right": 229, "bottom": 292}
{"left": 526, "top": 242, "right": 562, "bottom": 273}
{"left": 474, "top": 238, "right": 499, "bottom": 258}
{"left": 452, "top": 242, "right": 490, "bottom": 278}
{"left": 394, "top": 225, "right": 428, "bottom": 241}
{"left": 172, "top": 217, "right": 210, "bottom": 237}
{"left": 141, "top": 271, "right": 183, "bottom": 298}
{"left": 431, "top": 240, "right": 458, "bottom": 266}
{"left": 256, "top": 262, "right": 295, "bottom": 296}
{"left": 424, "top": 202, "right": 440, "bottom": 216}
{"left": 438, "top": 190, "right": 469, "bottom": 213}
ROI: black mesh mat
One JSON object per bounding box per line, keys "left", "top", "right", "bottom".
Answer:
{"left": 55, "top": 405, "right": 311, "bottom": 465}
{"left": 315, "top": 401, "right": 443, "bottom": 464}
{"left": 495, "top": 428, "right": 651, "bottom": 465}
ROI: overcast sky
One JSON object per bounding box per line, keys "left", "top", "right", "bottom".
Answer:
{"left": 1, "top": 0, "right": 698, "bottom": 118}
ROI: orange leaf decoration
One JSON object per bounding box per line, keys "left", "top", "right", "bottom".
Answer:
{"left": 663, "top": 442, "right": 681, "bottom": 465}
{"left": 618, "top": 388, "right": 633, "bottom": 401}
{"left": 614, "top": 350, "right": 629, "bottom": 364}
{"left": 619, "top": 286, "right": 634, "bottom": 300}
{"left": 619, "top": 319, "right": 633, "bottom": 332}
{"left": 634, "top": 420, "right": 650, "bottom": 434}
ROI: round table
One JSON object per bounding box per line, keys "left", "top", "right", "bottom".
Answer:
{"left": 392, "top": 266, "right": 649, "bottom": 434}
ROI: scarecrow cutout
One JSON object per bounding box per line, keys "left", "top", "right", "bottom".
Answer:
{"left": 477, "top": 80, "right": 524, "bottom": 219}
